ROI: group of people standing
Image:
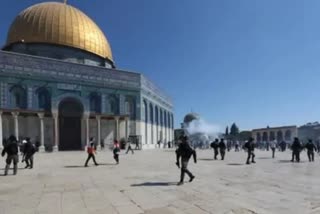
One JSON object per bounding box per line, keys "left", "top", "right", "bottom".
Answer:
{"left": 1, "top": 135, "right": 37, "bottom": 175}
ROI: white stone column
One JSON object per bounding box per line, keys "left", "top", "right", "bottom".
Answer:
{"left": 115, "top": 116, "right": 119, "bottom": 140}
{"left": 52, "top": 111, "right": 59, "bottom": 152}
{"left": 12, "top": 112, "right": 19, "bottom": 140}
{"left": 0, "top": 111, "right": 3, "bottom": 150}
{"left": 37, "top": 113, "right": 45, "bottom": 152}
{"left": 96, "top": 115, "right": 101, "bottom": 150}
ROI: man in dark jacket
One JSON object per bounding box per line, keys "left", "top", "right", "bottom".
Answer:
{"left": 291, "top": 137, "right": 302, "bottom": 162}
{"left": 22, "top": 138, "right": 37, "bottom": 169}
{"left": 210, "top": 139, "right": 219, "bottom": 160}
{"left": 244, "top": 137, "right": 255, "bottom": 164}
{"left": 219, "top": 139, "right": 226, "bottom": 160}
{"left": 1, "top": 135, "right": 19, "bottom": 175}
{"left": 176, "top": 136, "right": 197, "bottom": 186}
{"left": 305, "top": 139, "right": 317, "bottom": 162}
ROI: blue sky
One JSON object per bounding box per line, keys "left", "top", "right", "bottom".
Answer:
{"left": 1, "top": 0, "right": 320, "bottom": 131}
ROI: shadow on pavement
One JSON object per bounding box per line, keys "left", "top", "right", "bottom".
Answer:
{"left": 198, "top": 158, "right": 214, "bottom": 161}
{"left": 0, "top": 168, "right": 27, "bottom": 170}
{"left": 64, "top": 165, "right": 87, "bottom": 168}
{"left": 227, "top": 163, "right": 244, "bottom": 166}
{"left": 278, "top": 160, "right": 293, "bottom": 163}
{"left": 131, "top": 182, "right": 177, "bottom": 187}
{"left": 257, "top": 157, "right": 272, "bottom": 159}
{"left": 98, "top": 163, "right": 117, "bottom": 166}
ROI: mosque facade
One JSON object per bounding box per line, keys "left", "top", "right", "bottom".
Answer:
{"left": 0, "top": 2, "right": 174, "bottom": 151}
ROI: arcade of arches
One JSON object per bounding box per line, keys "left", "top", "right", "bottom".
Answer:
{"left": 252, "top": 126, "right": 298, "bottom": 143}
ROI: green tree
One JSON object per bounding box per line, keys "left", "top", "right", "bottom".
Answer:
{"left": 230, "top": 123, "right": 239, "bottom": 138}
{"left": 225, "top": 126, "right": 229, "bottom": 136}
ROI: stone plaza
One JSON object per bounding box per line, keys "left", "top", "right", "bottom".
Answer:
{"left": 1, "top": 149, "right": 319, "bottom": 214}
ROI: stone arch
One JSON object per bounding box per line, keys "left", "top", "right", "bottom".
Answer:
{"left": 143, "top": 100, "right": 148, "bottom": 144}
{"left": 160, "top": 109, "right": 163, "bottom": 126}
{"left": 108, "top": 94, "right": 119, "bottom": 115}
{"left": 52, "top": 93, "right": 89, "bottom": 113}
{"left": 125, "top": 96, "right": 136, "bottom": 119}
{"left": 89, "top": 92, "right": 101, "bottom": 113}
{"left": 36, "top": 87, "right": 51, "bottom": 111}
{"left": 277, "top": 131, "right": 283, "bottom": 142}
{"left": 269, "top": 131, "right": 275, "bottom": 141}
{"left": 164, "top": 110, "right": 167, "bottom": 128}
{"left": 58, "top": 97, "right": 84, "bottom": 151}
{"left": 262, "top": 132, "right": 268, "bottom": 142}
{"left": 155, "top": 106, "right": 159, "bottom": 125}
{"left": 171, "top": 114, "right": 174, "bottom": 129}
{"left": 149, "top": 103, "right": 154, "bottom": 124}
{"left": 149, "top": 103, "right": 154, "bottom": 144}
{"left": 10, "top": 85, "right": 27, "bottom": 109}
{"left": 285, "top": 130, "right": 292, "bottom": 141}
{"left": 257, "top": 133, "right": 261, "bottom": 142}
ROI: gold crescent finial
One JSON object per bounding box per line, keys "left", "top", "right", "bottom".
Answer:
{"left": 64, "top": 0, "right": 67, "bottom": 4}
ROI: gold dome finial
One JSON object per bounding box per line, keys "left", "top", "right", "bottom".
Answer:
{"left": 63, "top": 0, "right": 67, "bottom": 4}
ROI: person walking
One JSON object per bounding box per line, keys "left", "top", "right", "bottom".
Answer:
{"left": 291, "top": 137, "right": 302, "bottom": 163}
{"left": 1, "top": 135, "right": 19, "bottom": 175}
{"left": 175, "top": 136, "right": 196, "bottom": 186}
{"left": 305, "top": 139, "right": 317, "bottom": 162}
{"left": 84, "top": 140, "right": 99, "bottom": 167}
{"left": 219, "top": 139, "right": 226, "bottom": 160}
{"left": 270, "top": 140, "right": 277, "bottom": 159}
{"left": 210, "top": 139, "right": 219, "bottom": 160}
{"left": 126, "top": 139, "right": 134, "bottom": 154}
{"left": 22, "top": 138, "right": 37, "bottom": 169}
{"left": 113, "top": 139, "right": 120, "bottom": 164}
{"left": 244, "top": 137, "right": 256, "bottom": 164}
{"left": 235, "top": 141, "right": 240, "bottom": 152}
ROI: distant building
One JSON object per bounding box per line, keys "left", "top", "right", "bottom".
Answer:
{"left": 298, "top": 122, "right": 320, "bottom": 143}
{"left": 252, "top": 126, "right": 298, "bottom": 143}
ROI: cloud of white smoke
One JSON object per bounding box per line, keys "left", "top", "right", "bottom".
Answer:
{"left": 184, "top": 118, "right": 221, "bottom": 140}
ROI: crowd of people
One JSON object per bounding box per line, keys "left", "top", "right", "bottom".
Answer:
{"left": 2, "top": 133, "right": 319, "bottom": 188}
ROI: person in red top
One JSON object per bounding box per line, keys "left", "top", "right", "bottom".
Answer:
{"left": 84, "top": 139, "right": 99, "bottom": 167}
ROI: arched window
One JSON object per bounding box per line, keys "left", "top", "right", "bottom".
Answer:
{"left": 37, "top": 87, "right": 51, "bottom": 111}
{"left": 160, "top": 109, "right": 163, "bottom": 126}
{"left": 285, "top": 130, "right": 292, "bottom": 141}
{"left": 149, "top": 103, "right": 154, "bottom": 124}
{"left": 143, "top": 100, "right": 148, "bottom": 122}
{"left": 10, "top": 85, "right": 27, "bottom": 109}
{"left": 277, "top": 131, "right": 283, "bottom": 142}
{"left": 171, "top": 114, "right": 174, "bottom": 129}
{"left": 125, "top": 96, "right": 136, "bottom": 119}
{"left": 164, "top": 110, "right": 167, "bottom": 128}
{"left": 89, "top": 92, "right": 101, "bottom": 113}
{"left": 262, "top": 132, "right": 268, "bottom": 142}
{"left": 108, "top": 95, "right": 119, "bottom": 115}
{"left": 155, "top": 106, "right": 159, "bottom": 125}
{"left": 257, "top": 133, "right": 261, "bottom": 142}
{"left": 269, "top": 131, "right": 275, "bottom": 141}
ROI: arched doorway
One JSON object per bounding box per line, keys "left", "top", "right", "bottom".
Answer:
{"left": 59, "top": 98, "right": 83, "bottom": 151}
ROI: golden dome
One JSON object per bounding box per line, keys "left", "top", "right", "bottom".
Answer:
{"left": 6, "top": 2, "right": 113, "bottom": 61}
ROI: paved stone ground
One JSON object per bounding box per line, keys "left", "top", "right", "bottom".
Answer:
{"left": 0, "top": 149, "right": 320, "bottom": 214}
